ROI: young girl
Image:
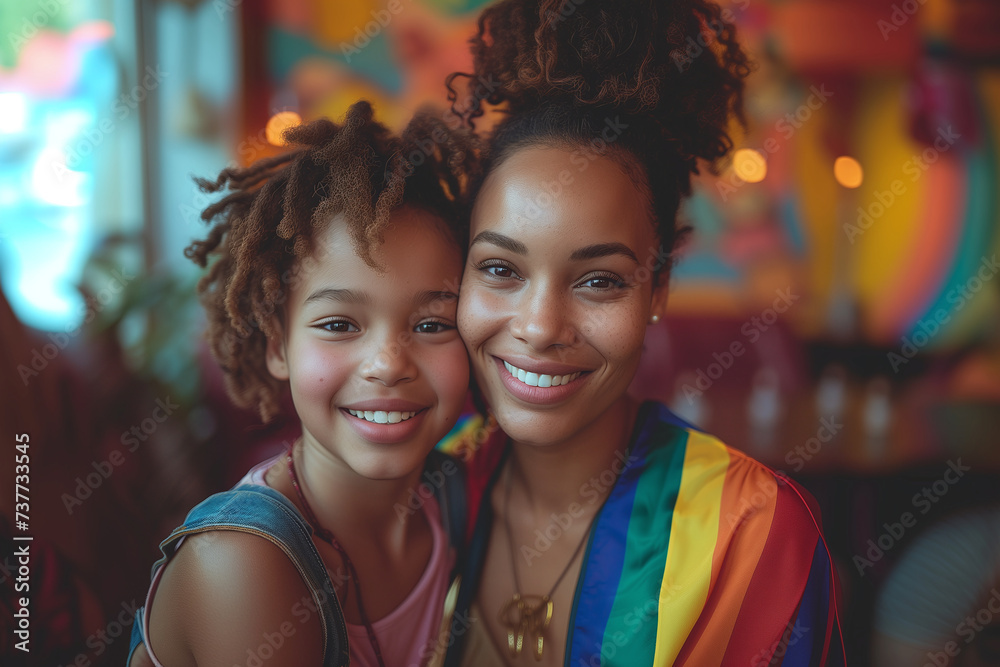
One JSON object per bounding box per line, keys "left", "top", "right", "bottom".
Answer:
{"left": 442, "top": 1, "right": 845, "bottom": 665}
{"left": 127, "top": 101, "right": 479, "bottom": 667}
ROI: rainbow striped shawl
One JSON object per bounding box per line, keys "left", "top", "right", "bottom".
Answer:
{"left": 438, "top": 401, "right": 844, "bottom": 666}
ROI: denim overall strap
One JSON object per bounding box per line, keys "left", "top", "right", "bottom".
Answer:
{"left": 128, "top": 484, "right": 348, "bottom": 666}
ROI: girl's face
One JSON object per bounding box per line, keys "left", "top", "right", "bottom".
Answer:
{"left": 459, "top": 145, "right": 669, "bottom": 447}
{"left": 267, "top": 207, "right": 469, "bottom": 480}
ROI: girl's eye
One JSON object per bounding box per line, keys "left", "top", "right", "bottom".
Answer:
{"left": 415, "top": 320, "right": 454, "bottom": 334}
{"left": 319, "top": 320, "right": 358, "bottom": 333}
{"left": 579, "top": 274, "right": 627, "bottom": 290}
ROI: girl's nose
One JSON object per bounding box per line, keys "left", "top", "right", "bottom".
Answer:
{"left": 359, "top": 331, "right": 417, "bottom": 386}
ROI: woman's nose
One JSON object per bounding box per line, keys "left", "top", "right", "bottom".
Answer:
{"left": 508, "top": 281, "right": 577, "bottom": 351}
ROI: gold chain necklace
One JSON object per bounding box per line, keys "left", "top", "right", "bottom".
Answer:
{"left": 498, "top": 464, "right": 598, "bottom": 661}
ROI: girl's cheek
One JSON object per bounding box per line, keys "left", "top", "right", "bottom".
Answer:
{"left": 294, "top": 340, "right": 349, "bottom": 393}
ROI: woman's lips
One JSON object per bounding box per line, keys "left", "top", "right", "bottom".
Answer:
{"left": 493, "top": 357, "right": 589, "bottom": 405}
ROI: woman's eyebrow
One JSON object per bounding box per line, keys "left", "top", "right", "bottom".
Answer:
{"left": 469, "top": 231, "right": 528, "bottom": 255}
{"left": 569, "top": 242, "right": 639, "bottom": 264}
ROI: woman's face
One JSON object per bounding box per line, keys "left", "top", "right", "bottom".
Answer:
{"left": 458, "top": 145, "right": 669, "bottom": 446}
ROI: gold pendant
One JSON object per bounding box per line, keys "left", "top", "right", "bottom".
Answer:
{"left": 498, "top": 593, "right": 553, "bottom": 661}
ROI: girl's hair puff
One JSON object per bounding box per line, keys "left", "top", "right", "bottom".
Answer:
{"left": 185, "top": 101, "right": 479, "bottom": 422}
{"left": 447, "top": 0, "right": 753, "bottom": 269}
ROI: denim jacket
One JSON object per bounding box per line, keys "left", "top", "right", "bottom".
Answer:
{"left": 128, "top": 450, "right": 465, "bottom": 666}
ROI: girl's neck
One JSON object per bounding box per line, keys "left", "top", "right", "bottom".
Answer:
{"left": 287, "top": 435, "right": 427, "bottom": 549}
{"left": 506, "top": 396, "right": 641, "bottom": 516}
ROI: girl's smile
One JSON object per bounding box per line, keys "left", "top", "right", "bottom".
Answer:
{"left": 267, "top": 206, "right": 469, "bottom": 480}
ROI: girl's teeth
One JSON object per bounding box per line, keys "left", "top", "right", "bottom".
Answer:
{"left": 347, "top": 409, "right": 417, "bottom": 424}
{"left": 503, "top": 361, "right": 581, "bottom": 388}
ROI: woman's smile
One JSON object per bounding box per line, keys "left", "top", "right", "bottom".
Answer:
{"left": 458, "top": 145, "right": 670, "bottom": 447}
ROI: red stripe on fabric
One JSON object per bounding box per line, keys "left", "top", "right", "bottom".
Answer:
{"left": 722, "top": 474, "right": 819, "bottom": 665}
{"left": 674, "top": 451, "right": 775, "bottom": 664}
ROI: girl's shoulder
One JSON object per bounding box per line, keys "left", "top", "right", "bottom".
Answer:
{"left": 140, "top": 485, "right": 347, "bottom": 666}
{"left": 146, "top": 528, "right": 327, "bottom": 666}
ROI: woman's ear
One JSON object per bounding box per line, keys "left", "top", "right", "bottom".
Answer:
{"left": 265, "top": 319, "right": 289, "bottom": 381}
{"left": 649, "top": 271, "right": 670, "bottom": 323}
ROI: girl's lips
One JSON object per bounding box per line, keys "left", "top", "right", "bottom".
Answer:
{"left": 493, "top": 357, "right": 589, "bottom": 405}
{"left": 341, "top": 407, "right": 427, "bottom": 444}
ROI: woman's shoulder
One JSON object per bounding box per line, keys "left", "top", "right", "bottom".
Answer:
{"left": 634, "top": 401, "right": 826, "bottom": 542}
{"left": 147, "top": 529, "right": 326, "bottom": 665}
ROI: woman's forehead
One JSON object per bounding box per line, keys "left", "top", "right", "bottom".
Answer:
{"left": 472, "top": 145, "right": 655, "bottom": 244}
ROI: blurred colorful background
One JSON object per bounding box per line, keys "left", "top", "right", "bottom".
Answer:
{"left": 1, "top": 0, "right": 999, "bottom": 665}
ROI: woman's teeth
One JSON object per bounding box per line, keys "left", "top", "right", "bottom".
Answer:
{"left": 503, "top": 361, "right": 581, "bottom": 388}
{"left": 347, "top": 409, "right": 418, "bottom": 424}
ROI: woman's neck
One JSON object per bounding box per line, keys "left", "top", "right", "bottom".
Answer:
{"left": 506, "top": 396, "right": 641, "bottom": 517}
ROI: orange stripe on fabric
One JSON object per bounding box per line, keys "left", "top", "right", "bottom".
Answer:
{"left": 673, "top": 449, "right": 777, "bottom": 665}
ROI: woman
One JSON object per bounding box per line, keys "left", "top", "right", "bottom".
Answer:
{"left": 440, "top": 1, "right": 845, "bottom": 665}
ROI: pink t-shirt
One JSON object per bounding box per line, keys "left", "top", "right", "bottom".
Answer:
{"left": 140, "top": 454, "right": 454, "bottom": 667}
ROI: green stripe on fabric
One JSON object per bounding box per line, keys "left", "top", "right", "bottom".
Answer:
{"left": 599, "top": 423, "right": 689, "bottom": 664}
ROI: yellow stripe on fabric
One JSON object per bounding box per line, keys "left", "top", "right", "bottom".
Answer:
{"left": 651, "top": 430, "right": 730, "bottom": 667}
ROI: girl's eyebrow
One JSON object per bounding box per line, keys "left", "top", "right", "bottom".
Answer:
{"left": 417, "top": 290, "right": 458, "bottom": 305}
{"left": 304, "top": 288, "right": 371, "bottom": 305}
{"left": 304, "top": 288, "right": 457, "bottom": 306}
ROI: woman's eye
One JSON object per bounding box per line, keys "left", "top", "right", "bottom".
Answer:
{"left": 478, "top": 261, "right": 521, "bottom": 280}
{"left": 491, "top": 266, "right": 512, "bottom": 277}
{"left": 579, "top": 275, "right": 626, "bottom": 290}
{"left": 320, "top": 320, "right": 358, "bottom": 333}
{"left": 415, "top": 321, "right": 453, "bottom": 334}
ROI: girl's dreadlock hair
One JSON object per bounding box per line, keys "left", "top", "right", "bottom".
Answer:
{"left": 446, "top": 0, "right": 753, "bottom": 270}
{"left": 185, "top": 100, "right": 480, "bottom": 422}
